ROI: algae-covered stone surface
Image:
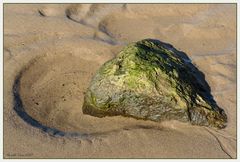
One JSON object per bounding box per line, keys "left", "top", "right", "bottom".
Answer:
{"left": 83, "top": 39, "right": 227, "bottom": 129}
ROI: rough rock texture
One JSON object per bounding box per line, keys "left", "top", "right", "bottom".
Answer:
{"left": 82, "top": 39, "right": 227, "bottom": 129}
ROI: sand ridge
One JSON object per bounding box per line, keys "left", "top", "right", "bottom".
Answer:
{"left": 3, "top": 4, "right": 236, "bottom": 158}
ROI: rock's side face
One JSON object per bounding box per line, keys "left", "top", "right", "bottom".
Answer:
{"left": 82, "top": 39, "right": 227, "bottom": 129}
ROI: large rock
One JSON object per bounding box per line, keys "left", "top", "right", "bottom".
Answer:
{"left": 82, "top": 39, "right": 227, "bottom": 129}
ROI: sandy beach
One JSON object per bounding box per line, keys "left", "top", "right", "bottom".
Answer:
{"left": 3, "top": 4, "right": 236, "bottom": 158}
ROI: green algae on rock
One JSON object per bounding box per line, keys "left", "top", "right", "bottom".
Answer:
{"left": 82, "top": 39, "right": 227, "bottom": 129}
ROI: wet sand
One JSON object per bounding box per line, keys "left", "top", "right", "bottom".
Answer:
{"left": 3, "top": 4, "right": 236, "bottom": 158}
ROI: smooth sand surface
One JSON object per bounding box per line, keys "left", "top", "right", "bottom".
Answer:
{"left": 4, "top": 4, "right": 236, "bottom": 158}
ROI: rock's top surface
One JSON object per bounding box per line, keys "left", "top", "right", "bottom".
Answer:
{"left": 82, "top": 39, "right": 227, "bottom": 129}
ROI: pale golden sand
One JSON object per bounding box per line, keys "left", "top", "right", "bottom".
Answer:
{"left": 4, "top": 4, "right": 236, "bottom": 158}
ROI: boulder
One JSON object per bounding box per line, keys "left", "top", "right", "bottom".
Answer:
{"left": 82, "top": 39, "right": 227, "bottom": 129}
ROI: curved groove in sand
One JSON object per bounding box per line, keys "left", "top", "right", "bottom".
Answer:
{"left": 13, "top": 72, "right": 89, "bottom": 138}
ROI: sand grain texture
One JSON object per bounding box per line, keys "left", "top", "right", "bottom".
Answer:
{"left": 3, "top": 4, "right": 236, "bottom": 158}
